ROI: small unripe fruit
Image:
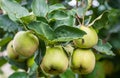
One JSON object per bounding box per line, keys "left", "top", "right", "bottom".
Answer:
{"left": 73, "top": 26, "right": 98, "bottom": 48}
{"left": 40, "top": 46, "right": 68, "bottom": 75}
{"left": 27, "top": 56, "right": 35, "bottom": 67}
{"left": 71, "top": 49, "right": 95, "bottom": 74}
{"left": 13, "top": 31, "right": 39, "bottom": 57}
{"left": 6, "top": 40, "right": 26, "bottom": 62}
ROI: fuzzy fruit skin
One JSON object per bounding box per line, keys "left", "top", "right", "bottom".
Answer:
{"left": 73, "top": 26, "right": 98, "bottom": 48}
{"left": 40, "top": 46, "right": 68, "bottom": 75}
{"left": 13, "top": 31, "right": 39, "bottom": 57}
{"left": 7, "top": 40, "right": 26, "bottom": 62}
{"left": 71, "top": 49, "right": 95, "bottom": 74}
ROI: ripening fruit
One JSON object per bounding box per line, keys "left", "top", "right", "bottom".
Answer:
{"left": 73, "top": 26, "right": 98, "bottom": 48}
{"left": 6, "top": 40, "right": 26, "bottom": 62}
{"left": 13, "top": 31, "right": 39, "bottom": 57}
{"left": 71, "top": 49, "right": 95, "bottom": 74}
{"left": 40, "top": 46, "right": 68, "bottom": 75}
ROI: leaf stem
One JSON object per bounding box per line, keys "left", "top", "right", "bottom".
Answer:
{"left": 76, "top": 0, "right": 82, "bottom": 25}
{"left": 82, "top": 16, "right": 85, "bottom": 26}
{"left": 18, "top": 18, "right": 28, "bottom": 31}
{"left": 76, "top": 14, "right": 81, "bottom": 25}
{"left": 103, "top": 33, "right": 111, "bottom": 43}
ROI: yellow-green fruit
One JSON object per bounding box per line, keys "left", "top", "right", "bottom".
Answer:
{"left": 13, "top": 31, "right": 39, "bottom": 57}
{"left": 40, "top": 46, "right": 68, "bottom": 75}
{"left": 73, "top": 26, "right": 98, "bottom": 48}
{"left": 71, "top": 49, "right": 95, "bottom": 74}
{"left": 27, "top": 56, "right": 35, "bottom": 67}
{"left": 6, "top": 40, "right": 26, "bottom": 62}
{"left": 82, "top": 62, "right": 105, "bottom": 78}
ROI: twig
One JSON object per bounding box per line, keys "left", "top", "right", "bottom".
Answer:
{"left": 103, "top": 33, "right": 111, "bottom": 43}
{"left": 75, "top": 0, "right": 82, "bottom": 25}
{"left": 76, "top": 14, "right": 81, "bottom": 25}
{"left": 76, "top": 0, "right": 79, "bottom": 8}
{"left": 82, "top": 16, "right": 85, "bottom": 26}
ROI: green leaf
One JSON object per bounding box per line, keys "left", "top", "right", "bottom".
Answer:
{"left": 37, "top": 17, "right": 48, "bottom": 24}
{"left": 11, "top": 65, "right": 19, "bottom": 71}
{"left": 48, "top": 10, "right": 68, "bottom": 20}
{"left": 51, "top": 16, "right": 75, "bottom": 29}
{"left": 88, "top": 11, "right": 108, "bottom": 27}
{"left": 53, "top": 26, "right": 86, "bottom": 42}
{"left": 48, "top": 0, "right": 64, "bottom": 5}
{"left": 60, "top": 68, "right": 75, "bottom": 78}
{"left": 107, "top": 9, "right": 120, "bottom": 25}
{"left": 0, "top": 0, "right": 29, "bottom": 21}
{"left": 20, "top": 14, "right": 36, "bottom": 25}
{"left": 35, "top": 39, "right": 46, "bottom": 65}
{"left": 93, "top": 39, "right": 115, "bottom": 56}
{"left": 6, "top": 57, "right": 28, "bottom": 70}
{"left": 67, "top": 9, "right": 76, "bottom": 16}
{"left": 0, "top": 15, "right": 20, "bottom": 32}
{"left": 49, "top": 3, "right": 66, "bottom": 13}
{"left": 48, "top": 10, "right": 75, "bottom": 29}
{"left": 9, "top": 72, "right": 29, "bottom": 78}
{"left": 28, "top": 63, "right": 38, "bottom": 78}
{"left": 56, "top": 16, "right": 75, "bottom": 26}
{"left": 0, "top": 37, "right": 12, "bottom": 46}
{"left": 27, "top": 21, "right": 55, "bottom": 41}
{"left": 0, "top": 57, "right": 7, "bottom": 67}
{"left": 31, "top": 0, "right": 48, "bottom": 17}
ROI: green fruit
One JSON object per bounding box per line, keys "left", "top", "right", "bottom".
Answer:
{"left": 6, "top": 40, "right": 26, "bottom": 62}
{"left": 27, "top": 56, "right": 35, "bottom": 67}
{"left": 13, "top": 31, "right": 39, "bottom": 57}
{"left": 73, "top": 26, "right": 98, "bottom": 48}
{"left": 71, "top": 49, "right": 95, "bottom": 74}
{"left": 101, "top": 60, "right": 114, "bottom": 76}
{"left": 40, "top": 46, "right": 68, "bottom": 75}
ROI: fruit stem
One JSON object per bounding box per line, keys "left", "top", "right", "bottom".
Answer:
{"left": 76, "top": 14, "right": 82, "bottom": 26}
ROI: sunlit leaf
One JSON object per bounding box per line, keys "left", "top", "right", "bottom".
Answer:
{"left": 93, "top": 39, "right": 115, "bottom": 56}
{"left": 31, "top": 0, "right": 48, "bottom": 17}
{"left": 0, "top": 15, "right": 20, "bottom": 32}
{"left": 27, "top": 21, "right": 55, "bottom": 41}
{"left": 0, "top": 0, "right": 29, "bottom": 21}
{"left": 49, "top": 3, "right": 66, "bottom": 13}
{"left": 53, "top": 26, "right": 86, "bottom": 42}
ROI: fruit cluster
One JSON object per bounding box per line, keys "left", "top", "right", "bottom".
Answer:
{"left": 7, "top": 31, "right": 39, "bottom": 62}
{"left": 6, "top": 25, "right": 98, "bottom": 75}
{"left": 71, "top": 26, "right": 98, "bottom": 74}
